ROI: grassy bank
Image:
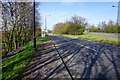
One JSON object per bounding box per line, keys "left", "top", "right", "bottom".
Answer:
{"left": 2, "top": 36, "right": 50, "bottom": 79}
{"left": 59, "top": 34, "right": 119, "bottom": 46}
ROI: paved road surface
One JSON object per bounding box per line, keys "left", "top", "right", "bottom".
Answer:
{"left": 22, "top": 35, "right": 120, "bottom": 79}
{"left": 84, "top": 32, "right": 119, "bottom": 38}
{"left": 50, "top": 35, "right": 120, "bottom": 79}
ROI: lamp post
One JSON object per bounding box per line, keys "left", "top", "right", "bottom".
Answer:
{"left": 45, "top": 15, "right": 51, "bottom": 34}
{"left": 112, "top": 1, "right": 120, "bottom": 33}
{"left": 33, "top": 0, "right": 36, "bottom": 49}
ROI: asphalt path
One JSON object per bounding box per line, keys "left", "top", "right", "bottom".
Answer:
{"left": 84, "top": 32, "right": 119, "bottom": 38}
{"left": 50, "top": 35, "right": 120, "bottom": 79}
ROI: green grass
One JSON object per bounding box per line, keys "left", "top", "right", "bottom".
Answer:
{"left": 2, "top": 36, "right": 50, "bottom": 80}
{"left": 59, "top": 34, "right": 120, "bottom": 46}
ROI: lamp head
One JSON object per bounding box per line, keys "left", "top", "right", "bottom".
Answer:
{"left": 112, "top": 5, "right": 115, "bottom": 7}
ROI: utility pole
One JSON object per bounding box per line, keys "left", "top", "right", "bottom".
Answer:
{"left": 45, "top": 17, "right": 46, "bottom": 34}
{"left": 116, "top": 1, "right": 120, "bottom": 33}
{"left": 112, "top": 1, "right": 120, "bottom": 33}
{"left": 34, "top": 0, "right": 36, "bottom": 49}
{"left": 117, "top": 1, "right": 120, "bottom": 26}
{"left": 45, "top": 15, "right": 51, "bottom": 35}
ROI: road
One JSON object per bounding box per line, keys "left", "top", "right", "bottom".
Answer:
{"left": 84, "top": 32, "right": 119, "bottom": 38}
{"left": 50, "top": 35, "right": 120, "bottom": 79}
{"left": 22, "top": 35, "right": 120, "bottom": 79}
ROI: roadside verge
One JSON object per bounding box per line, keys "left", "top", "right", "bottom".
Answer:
{"left": 2, "top": 36, "right": 50, "bottom": 79}
{"left": 56, "top": 34, "right": 120, "bottom": 46}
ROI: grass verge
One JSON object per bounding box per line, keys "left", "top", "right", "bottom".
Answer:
{"left": 2, "top": 36, "right": 50, "bottom": 80}
{"left": 59, "top": 34, "right": 120, "bottom": 46}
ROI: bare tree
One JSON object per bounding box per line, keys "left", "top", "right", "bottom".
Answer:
{"left": 1, "top": 2, "right": 41, "bottom": 56}
{"left": 70, "top": 15, "right": 87, "bottom": 25}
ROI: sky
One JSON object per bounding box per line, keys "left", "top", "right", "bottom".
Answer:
{"left": 38, "top": 2, "right": 118, "bottom": 30}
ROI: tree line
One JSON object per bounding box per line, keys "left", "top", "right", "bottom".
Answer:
{"left": 1, "top": 2, "right": 41, "bottom": 56}
{"left": 89, "top": 20, "right": 120, "bottom": 33}
{"left": 53, "top": 15, "right": 87, "bottom": 35}
{"left": 53, "top": 15, "right": 120, "bottom": 35}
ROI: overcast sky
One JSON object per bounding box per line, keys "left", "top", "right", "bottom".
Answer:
{"left": 39, "top": 2, "right": 118, "bottom": 30}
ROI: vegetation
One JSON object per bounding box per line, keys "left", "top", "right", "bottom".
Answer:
{"left": 47, "top": 29, "right": 52, "bottom": 34}
{"left": 53, "top": 15, "right": 87, "bottom": 35}
{"left": 60, "top": 34, "right": 119, "bottom": 45}
{"left": 89, "top": 21, "right": 120, "bottom": 33}
{"left": 2, "top": 36, "right": 50, "bottom": 80}
{"left": 1, "top": 2, "right": 41, "bottom": 56}
{"left": 52, "top": 15, "right": 119, "bottom": 46}
{"left": 53, "top": 15, "right": 120, "bottom": 34}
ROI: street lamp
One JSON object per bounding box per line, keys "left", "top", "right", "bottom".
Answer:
{"left": 45, "top": 15, "right": 51, "bottom": 34}
{"left": 112, "top": 1, "right": 120, "bottom": 33}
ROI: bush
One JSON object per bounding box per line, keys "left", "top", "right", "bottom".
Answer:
{"left": 67, "top": 24, "right": 84, "bottom": 35}
{"left": 58, "top": 23, "right": 69, "bottom": 34}
{"left": 53, "top": 15, "right": 87, "bottom": 35}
